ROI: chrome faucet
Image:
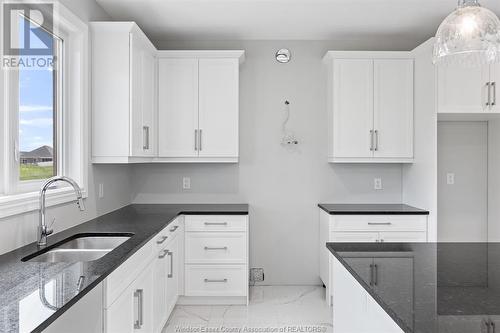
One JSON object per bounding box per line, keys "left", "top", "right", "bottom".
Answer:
{"left": 38, "top": 176, "right": 85, "bottom": 247}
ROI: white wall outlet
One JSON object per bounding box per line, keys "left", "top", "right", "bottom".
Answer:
{"left": 374, "top": 178, "right": 383, "bottom": 190}
{"left": 182, "top": 177, "right": 191, "bottom": 190}
{"left": 446, "top": 173, "right": 455, "bottom": 185}
{"left": 98, "top": 183, "right": 104, "bottom": 198}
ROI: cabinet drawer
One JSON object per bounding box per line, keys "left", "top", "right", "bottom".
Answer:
{"left": 186, "top": 232, "right": 246, "bottom": 264}
{"left": 185, "top": 264, "right": 247, "bottom": 297}
{"left": 332, "top": 215, "right": 427, "bottom": 232}
{"left": 185, "top": 215, "right": 247, "bottom": 232}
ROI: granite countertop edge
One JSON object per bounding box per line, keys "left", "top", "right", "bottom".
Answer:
{"left": 0, "top": 203, "right": 249, "bottom": 333}
{"left": 326, "top": 243, "right": 412, "bottom": 333}
{"left": 318, "top": 203, "right": 430, "bottom": 215}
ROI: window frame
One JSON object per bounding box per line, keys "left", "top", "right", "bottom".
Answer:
{"left": 0, "top": 3, "right": 88, "bottom": 219}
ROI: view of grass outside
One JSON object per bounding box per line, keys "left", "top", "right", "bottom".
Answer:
{"left": 20, "top": 164, "right": 54, "bottom": 181}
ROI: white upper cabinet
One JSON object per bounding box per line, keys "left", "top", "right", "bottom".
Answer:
{"left": 91, "top": 22, "right": 157, "bottom": 163}
{"left": 157, "top": 51, "right": 244, "bottom": 163}
{"left": 437, "top": 64, "right": 491, "bottom": 113}
{"left": 373, "top": 59, "right": 414, "bottom": 159}
{"left": 332, "top": 59, "right": 374, "bottom": 159}
{"left": 325, "top": 51, "right": 414, "bottom": 163}
{"left": 158, "top": 58, "right": 199, "bottom": 158}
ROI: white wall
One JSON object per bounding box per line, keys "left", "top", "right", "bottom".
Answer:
{"left": 402, "top": 39, "right": 438, "bottom": 241}
{"left": 437, "top": 122, "right": 488, "bottom": 242}
{"left": 132, "top": 40, "right": 407, "bottom": 285}
{"left": 489, "top": 119, "right": 500, "bottom": 242}
{"left": 0, "top": 0, "right": 133, "bottom": 255}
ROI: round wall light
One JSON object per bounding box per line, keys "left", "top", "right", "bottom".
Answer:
{"left": 276, "top": 48, "right": 291, "bottom": 63}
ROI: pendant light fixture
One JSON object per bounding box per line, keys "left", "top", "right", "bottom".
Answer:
{"left": 433, "top": 0, "right": 500, "bottom": 66}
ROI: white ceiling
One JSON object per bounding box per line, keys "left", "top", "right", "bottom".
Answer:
{"left": 96, "top": 0, "right": 500, "bottom": 46}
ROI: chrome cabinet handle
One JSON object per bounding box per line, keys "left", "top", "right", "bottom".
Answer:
{"left": 486, "top": 320, "right": 492, "bottom": 333}
{"left": 373, "top": 264, "right": 378, "bottom": 286}
{"left": 204, "top": 246, "right": 228, "bottom": 251}
{"left": 204, "top": 222, "right": 228, "bottom": 226}
{"left": 134, "top": 289, "right": 144, "bottom": 329}
{"left": 487, "top": 82, "right": 491, "bottom": 107}
{"left": 156, "top": 236, "right": 168, "bottom": 244}
{"left": 493, "top": 82, "right": 497, "bottom": 106}
{"left": 142, "top": 126, "right": 150, "bottom": 150}
{"left": 204, "top": 278, "right": 228, "bottom": 283}
{"left": 169, "top": 225, "right": 179, "bottom": 232}
{"left": 194, "top": 129, "right": 198, "bottom": 151}
{"left": 369, "top": 130, "right": 374, "bottom": 151}
{"left": 199, "top": 129, "right": 203, "bottom": 151}
{"left": 374, "top": 130, "right": 379, "bottom": 151}
{"left": 158, "top": 249, "right": 169, "bottom": 259}
{"left": 368, "top": 222, "right": 392, "bottom": 225}
{"left": 167, "top": 251, "right": 173, "bottom": 278}
{"left": 369, "top": 264, "right": 375, "bottom": 286}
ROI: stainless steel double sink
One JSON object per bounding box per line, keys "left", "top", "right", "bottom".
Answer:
{"left": 23, "top": 234, "right": 133, "bottom": 263}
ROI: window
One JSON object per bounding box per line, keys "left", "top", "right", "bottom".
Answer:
{"left": 18, "top": 18, "right": 61, "bottom": 183}
{"left": 0, "top": 3, "right": 88, "bottom": 218}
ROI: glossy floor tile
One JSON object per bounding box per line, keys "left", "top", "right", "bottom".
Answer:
{"left": 162, "top": 286, "right": 332, "bottom": 333}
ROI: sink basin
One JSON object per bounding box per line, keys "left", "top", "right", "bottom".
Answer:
{"left": 23, "top": 234, "right": 132, "bottom": 263}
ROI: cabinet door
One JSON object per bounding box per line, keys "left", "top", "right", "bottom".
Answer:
{"left": 379, "top": 231, "right": 427, "bottom": 243}
{"left": 437, "top": 64, "right": 489, "bottom": 113}
{"left": 166, "top": 235, "right": 180, "bottom": 315}
{"left": 158, "top": 58, "right": 199, "bottom": 157}
{"left": 332, "top": 59, "right": 374, "bottom": 158}
{"left": 198, "top": 58, "right": 239, "bottom": 158}
{"left": 130, "top": 31, "right": 157, "bottom": 157}
{"left": 153, "top": 248, "right": 169, "bottom": 333}
{"left": 373, "top": 59, "right": 413, "bottom": 159}
{"left": 332, "top": 232, "right": 380, "bottom": 243}
{"left": 106, "top": 261, "right": 154, "bottom": 333}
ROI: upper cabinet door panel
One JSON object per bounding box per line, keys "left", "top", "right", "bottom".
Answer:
{"left": 158, "top": 58, "right": 199, "bottom": 158}
{"left": 198, "top": 58, "right": 239, "bottom": 158}
{"left": 373, "top": 59, "right": 414, "bottom": 159}
{"left": 332, "top": 59, "right": 374, "bottom": 158}
{"left": 437, "top": 64, "right": 489, "bottom": 113}
{"left": 130, "top": 31, "right": 157, "bottom": 157}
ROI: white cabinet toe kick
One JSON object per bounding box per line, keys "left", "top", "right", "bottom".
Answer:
{"left": 103, "top": 214, "right": 249, "bottom": 333}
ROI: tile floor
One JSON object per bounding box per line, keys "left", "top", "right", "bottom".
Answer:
{"left": 162, "top": 286, "right": 333, "bottom": 333}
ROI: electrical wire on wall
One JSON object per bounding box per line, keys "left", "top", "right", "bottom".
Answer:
{"left": 281, "top": 100, "right": 299, "bottom": 147}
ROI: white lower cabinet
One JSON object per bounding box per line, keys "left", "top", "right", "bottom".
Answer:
{"left": 319, "top": 209, "right": 428, "bottom": 306}
{"left": 105, "top": 262, "right": 154, "bottom": 333}
{"left": 182, "top": 215, "right": 249, "bottom": 305}
{"left": 332, "top": 256, "right": 404, "bottom": 333}
{"left": 103, "top": 214, "right": 248, "bottom": 332}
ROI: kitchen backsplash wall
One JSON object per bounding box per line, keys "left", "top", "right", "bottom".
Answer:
{"left": 131, "top": 40, "right": 408, "bottom": 285}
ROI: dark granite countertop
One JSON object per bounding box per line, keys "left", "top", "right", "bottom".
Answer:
{"left": 327, "top": 242, "right": 500, "bottom": 333}
{"left": 318, "top": 203, "right": 429, "bottom": 215}
{"left": 0, "top": 204, "right": 248, "bottom": 333}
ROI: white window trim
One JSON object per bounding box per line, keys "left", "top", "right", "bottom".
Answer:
{"left": 0, "top": 3, "right": 89, "bottom": 219}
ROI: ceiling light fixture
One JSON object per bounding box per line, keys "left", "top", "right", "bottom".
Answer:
{"left": 433, "top": 0, "right": 500, "bottom": 66}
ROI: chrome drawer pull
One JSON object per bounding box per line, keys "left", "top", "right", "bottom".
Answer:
{"left": 204, "top": 222, "right": 228, "bottom": 226}
{"left": 168, "top": 251, "right": 173, "bottom": 278}
{"left": 169, "top": 225, "right": 179, "bottom": 232}
{"left": 158, "top": 249, "right": 169, "bottom": 259}
{"left": 204, "top": 246, "right": 228, "bottom": 251}
{"left": 204, "top": 278, "right": 228, "bottom": 283}
{"left": 156, "top": 236, "right": 168, "bottom": 244}
{"left": 367, "top": 222, "right": 392, "bottom": 226}
{"left": 134, "top": 289, "right": 144, "bottom": 329}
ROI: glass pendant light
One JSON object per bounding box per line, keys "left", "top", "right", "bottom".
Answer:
{"left": 433, "top": 0, "right": 500, "bottom": 66}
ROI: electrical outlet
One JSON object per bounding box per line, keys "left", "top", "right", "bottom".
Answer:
{"left": 98, "top": 183, "right": 104, "bottom": 198}
{"left": 250, "top": 268, "right": 265, "bottom": 282}
{"left": 447, "top": 173, "right": 455, "bottom": 185}
{"left": 182, "top": 177, "right": 191, "bottom": 190}
{"left": 374, "top": 178, "right": 383, "bottom": 190}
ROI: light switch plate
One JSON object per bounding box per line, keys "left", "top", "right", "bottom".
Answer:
{"left": 98, "top": 183, "right": 104, "bottom": 198}
{"left": 374, "top": 178, "right": 383, "bottom": 190}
